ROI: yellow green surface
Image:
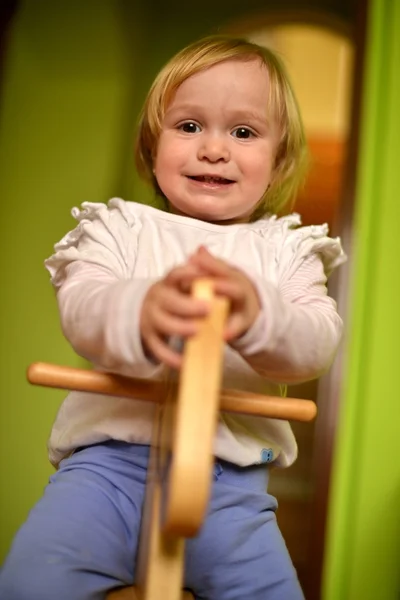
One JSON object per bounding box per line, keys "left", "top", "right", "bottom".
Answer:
{"left": 0, "top": 1, "right": 153, "bottom": 560}
{"left": 324, "top": 0, "right": 400, "bottom": 598}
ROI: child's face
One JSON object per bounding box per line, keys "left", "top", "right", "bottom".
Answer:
{"left": 154, "top": 58, "right": 279, "bottom": 224}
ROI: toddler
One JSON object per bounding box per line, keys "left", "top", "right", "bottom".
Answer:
{"left": 0, "top": 35, "right": 346, "bottom": 600}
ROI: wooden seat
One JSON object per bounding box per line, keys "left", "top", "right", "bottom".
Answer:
{"left": 27, "top": 279, "right": 317, "bottom": 600}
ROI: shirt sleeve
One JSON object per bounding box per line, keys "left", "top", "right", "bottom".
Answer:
{"left": 45, "top": 200, "right": 163, "bottom": 378}
{"left": 231, "top": 223, "right": 346, "bottom": 384}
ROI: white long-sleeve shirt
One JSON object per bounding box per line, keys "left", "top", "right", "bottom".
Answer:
{"left": 45, "top": 198, "right": 346, "bottom": 468}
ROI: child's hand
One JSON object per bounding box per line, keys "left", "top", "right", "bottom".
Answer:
{"left": 188, "top": 246, "right": 261, "bottom": 342}
{"left": 140, "top": 262, "right": 210, "bottom": 369}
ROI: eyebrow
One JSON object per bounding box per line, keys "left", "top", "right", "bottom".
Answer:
{"left": 229, "top": 109, "right": 268, "bottom": 126}
{"left": 166, "top": 103, "right": 268, "bottom": 126}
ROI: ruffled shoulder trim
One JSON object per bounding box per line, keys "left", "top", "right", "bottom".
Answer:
{"left": 45, "top": 198, "right": 137, "bottom": 287}
{"left": 258, "top": 213, "right": 346, "bottom": 278}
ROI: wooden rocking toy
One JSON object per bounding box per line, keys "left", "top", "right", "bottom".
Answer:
{"left": 27, "top": 279, "right": 317, "bottom": 600}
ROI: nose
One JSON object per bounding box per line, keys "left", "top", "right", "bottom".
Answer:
{"left": 197, "top": 133, "right": 230, "bottom": 163}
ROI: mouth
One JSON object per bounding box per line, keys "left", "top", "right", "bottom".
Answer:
{"left": 187, "top": 175, "right": 235, "bottom": 185}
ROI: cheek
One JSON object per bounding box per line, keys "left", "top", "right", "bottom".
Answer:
{"left": 155, "top": 136, "right": 188, "bottom": 176}
{"left": 154, "top": 139, "right": 188, "bottom": 198}
{"left": 242, "top": 152, "right": 274, "bottom": 189}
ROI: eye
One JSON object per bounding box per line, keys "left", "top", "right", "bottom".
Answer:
{"left": 232, "top": 127, "right": 255, "bottom": 140}
{"left": 178, "top": 121, "right": 201, "bottom": 134}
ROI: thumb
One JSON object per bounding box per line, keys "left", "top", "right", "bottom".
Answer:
{"left": 223, "top": 314, "right": 245, "bottom": 342}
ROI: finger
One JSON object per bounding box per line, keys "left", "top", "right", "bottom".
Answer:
{"left": 166, "top": 262, "right": 206, "bottom": 284}
{"left": 189, "top": 248, "right": 234, "bottom": 277}
{"left": 223, "top": 315, "right": 247, "bottom": 341}
{"left": 193, "top": 245, "right": 213, "bottom": 258}
{"left": 159, "top": 287, "right": 210, "bottom": 317}
{"left": 211, "top": 279, "right": 246, "bottom": 303}
{"left": 151, "top": 308, "right": 201, "bottom": 338}
{"left": 145, "top": 333, "right": 183, "bottom": 370}
{"left": 165, "top": 263, "right": 208, "bottom": 291}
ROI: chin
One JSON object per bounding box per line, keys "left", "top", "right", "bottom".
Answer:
{"left": 193, "top": 209, "right": 233, "bottom": 222}
{"left": 200, "top": 213, "right": 246, "bottom": 225}
{"left": 171, "top": 198, "right": 249, "bottom": 223}
{"left": 190, "top": 203, "right": 236, "bottom": 219}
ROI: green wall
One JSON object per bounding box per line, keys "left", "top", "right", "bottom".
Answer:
{"left": 0, "top": 0, "right": 154, "bottom": 561}
{"left": 323, "top": 0, "right": 400, "bottom": 598}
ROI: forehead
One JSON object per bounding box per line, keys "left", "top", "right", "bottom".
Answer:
{"left": 168, "top": 58, "right": 270, "bottom": 113}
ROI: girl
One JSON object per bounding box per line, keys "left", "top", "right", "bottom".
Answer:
{"left": 0, "top": 35, "right": 346, "bottom": 600}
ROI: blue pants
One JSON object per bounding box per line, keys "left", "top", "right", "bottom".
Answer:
{"left": 0, "top": 442, "right": 304, "bottom": 600}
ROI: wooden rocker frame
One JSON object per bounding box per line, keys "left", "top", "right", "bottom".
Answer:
{"left": 27, "top": 279, "right": 317, "bottom": 600}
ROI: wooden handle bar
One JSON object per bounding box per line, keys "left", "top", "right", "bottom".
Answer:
{"left": 27, "top": 362, "right": 317, "bottom": 422}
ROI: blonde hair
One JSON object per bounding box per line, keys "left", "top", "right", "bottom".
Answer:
{"left": 135, "top": 35, "right": 308, "bottom": 218}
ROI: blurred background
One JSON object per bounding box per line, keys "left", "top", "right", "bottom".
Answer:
{"left": 0, "top": 1, "right": 398, "bottom": 599}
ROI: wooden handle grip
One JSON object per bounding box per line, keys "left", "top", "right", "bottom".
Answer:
{"left": 27, "top": 362, "right": 164, "bottom": 402}
{"left": 27, "top": 362, "right": 317, "bottom": 422}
